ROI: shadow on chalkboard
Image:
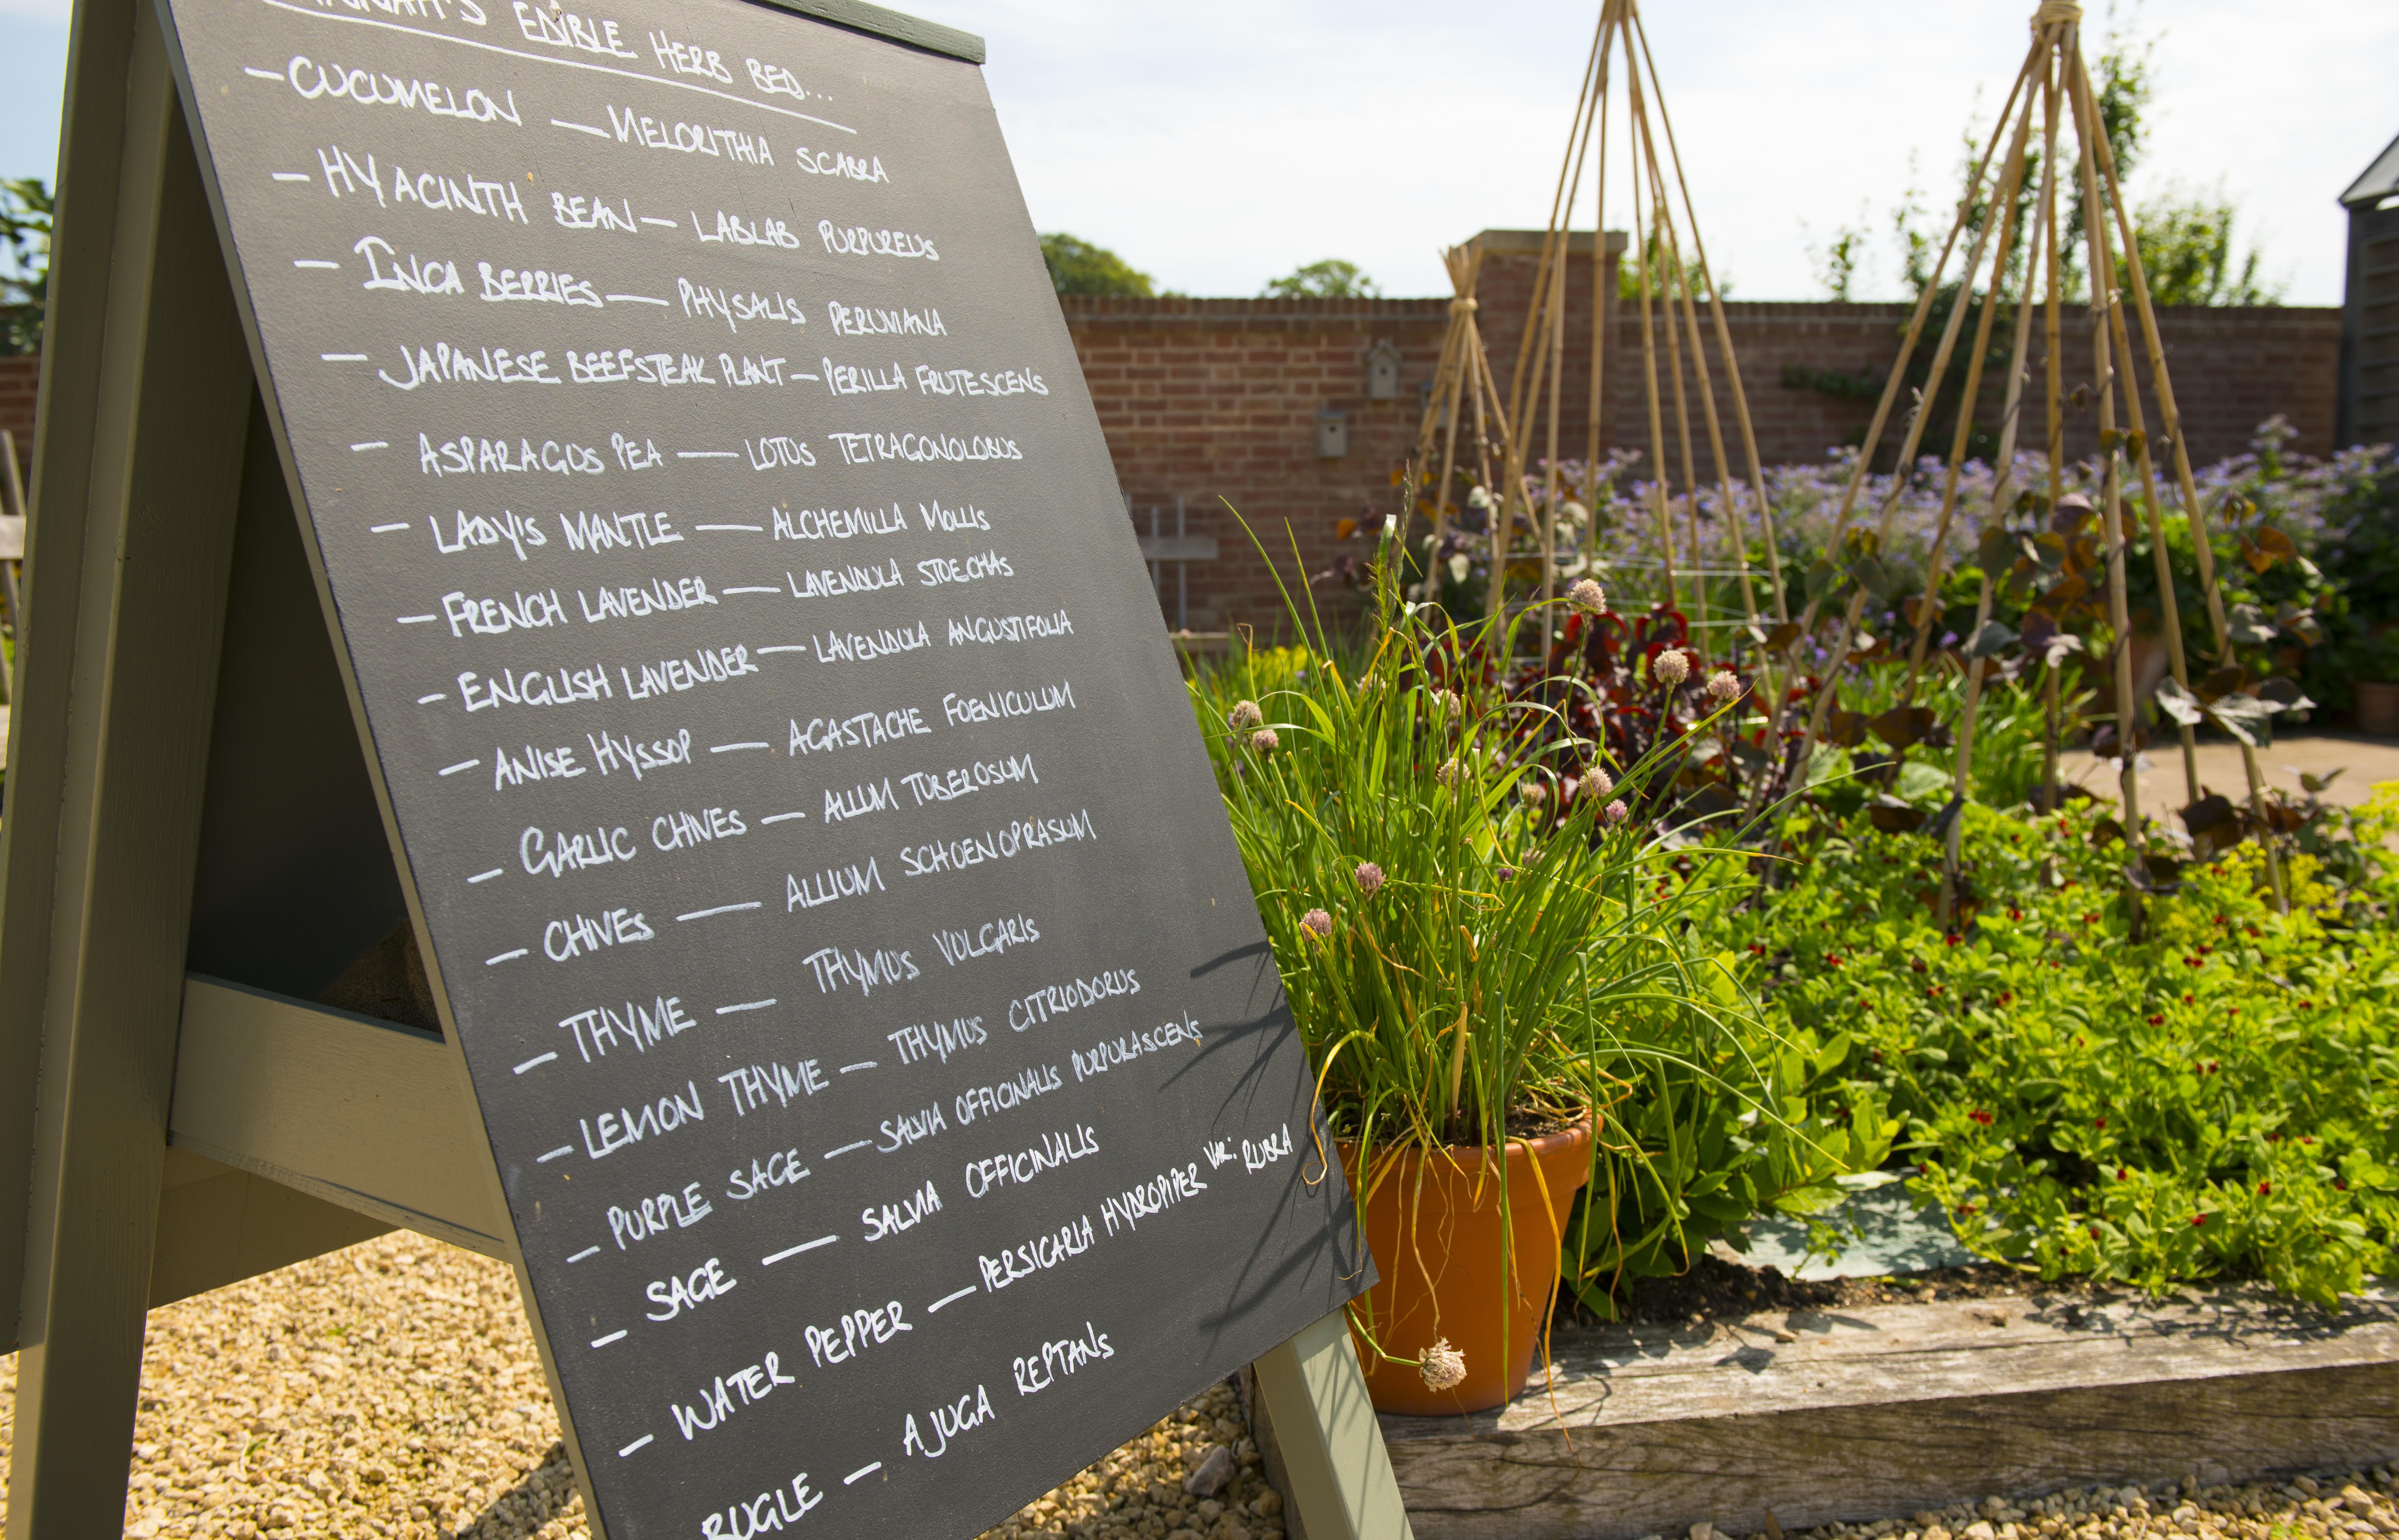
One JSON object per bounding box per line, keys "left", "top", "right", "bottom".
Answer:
{"left": 1180, "top": 1002, "right": 1375, "bottom": 1348}
{"left": 183, "top": 391, "right": 415, "bottom": 1015}
{"left": 1189, "top": 938, "right": 1272, "bottom": 977}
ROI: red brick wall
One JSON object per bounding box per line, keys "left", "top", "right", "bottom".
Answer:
{"left": 1461, "top": 237, "right": 2341, "bottom": 477}
{"left": 1067, "top": 236, "right": 2342, "bottom": 635}
{"left": 0, "top": 253, "right": 2340, "bottom": 637}
{"left": 0, "top": 355, "right": 34, "bottom": 492}
{"left": 1065, "top": 295, "right": 1453, "bottom": 635}
{"left": 1586, "top": 298, "right": 2345, "bottom": 473}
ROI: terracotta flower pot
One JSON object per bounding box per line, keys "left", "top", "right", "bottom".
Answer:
{"left": 1338, "top": 1122, "right": 1592, "bottom": 1415}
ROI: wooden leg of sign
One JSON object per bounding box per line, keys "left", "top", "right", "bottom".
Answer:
{"left": 1251, "top": 1311, "right": 1416, "bottom": 1540}
{"left": 1, "top": 5, "right": 256, "bottom": 1532}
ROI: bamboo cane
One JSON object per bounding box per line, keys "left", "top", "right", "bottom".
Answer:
{"left": 2062, "top": 17, "right": 2145, "bottom": 857}
{"left": 1652, "top": 192, "right": 1705, "bottom": 633}
{"left": 1786, "top": 47, "right": 2043, "bottom": 795}
{"left": 1503, "top": 16, "right": 1608, "bottom": 437}
{"left": 1488, "top": 216, "right": 1579, "bottom": 621}
{"left": 2081, "top": 55, "right": 2290, "bottom": 910}
{"left": 2038, "top": 47, "right": 2067, "bottom": 812}
{"left": 1413, "top": 250, "right": 1476, "bottom": 603}
{"left": 1901, "top": 85, "right": 2039, "bottom": 701}
{"left": 1630, "top": 11, "right": 1783, "bottom": 625}
{"left": 1626, "top": 134, "right": 1678, "bottom": 613}
{"left": 1584, "top": 17, "right": 1614, "bottom": 554}
{"left": 1469, "top": 314, "right": 1514, "bottom": 590}
{"left": 1540, "top": 197, "right": 1571, "bottom": 655}
{"left": 1939, "top": 133, "right": 2049, "bottom": 928}
{"left": 1634, "top": 89, "right": 1752, "bottom": 635}
{"left": 1800, "top": 41, "right": 2042, "bottom": 586}
{"left": 1622, "top": 42, "right": 1706, "bottom": 638}
{"left": 1534, "top": 14, "right": 1612, "bottom": 650}
{"left": 1767, "top": 42, "right": 2046, "bottom": 820}
{"left": 1621, "top": 8, "right": 1787, "bottom": 762}
{"left": 2093, "top": 204, "right": 2204, "bottom": 808}
{"left": 1491, "top": 9, "right": 1611, "bottom": 626}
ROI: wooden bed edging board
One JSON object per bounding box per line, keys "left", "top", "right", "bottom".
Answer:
{"left": 1376, "top": 1286, "right": 2399, "bottom": 1539}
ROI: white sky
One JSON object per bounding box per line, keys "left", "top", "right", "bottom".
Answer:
{"left": 3, "top": 0, "right": 2392, "bottom": 302}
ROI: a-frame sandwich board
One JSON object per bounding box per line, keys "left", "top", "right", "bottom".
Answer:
{"left": 0, "top": 0, "right": 1414, "bottom": 1533}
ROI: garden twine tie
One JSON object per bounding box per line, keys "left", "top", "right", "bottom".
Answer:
{"left": 2032, "top": 1, "right": 2081, "bottom": 27}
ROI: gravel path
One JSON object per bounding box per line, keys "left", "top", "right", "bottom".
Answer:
{"left": 2066, "top": 734, "right": 2399, "bottom": 812}
{"left": 0, "top": 1231, "right": 1286, "bottom": 1539}
{"left": 1778, "top": 1469, "right": 2399, "bottom": 1540}
{"left": 0, "top": 1230, "right": 2387, "bottom": 1539}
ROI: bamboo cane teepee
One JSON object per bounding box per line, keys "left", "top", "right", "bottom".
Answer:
{"left": 1490, "top": 0, "right": 1785, "bottom": 667}
{"left": 1776, "top": 0, "right": 2290, "bottom": 919}
{"left": 1411, "top": 244, "right": 1516, "bottom": 605}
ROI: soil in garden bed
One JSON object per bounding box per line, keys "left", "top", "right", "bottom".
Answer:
{"left": 1585, "top": 1251, "right": 2084, "bottom": 1326}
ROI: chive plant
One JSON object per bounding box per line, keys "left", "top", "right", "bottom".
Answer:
{"left": 1192, "top": 519, "right": 1878, "bottom": 1361}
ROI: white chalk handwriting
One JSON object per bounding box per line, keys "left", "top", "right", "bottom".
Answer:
{"left": 380, "top": 341, "right": 558, "bottom": 390}
{"left": 800, "top": 943, "right": 918, "bottom": 997}
{"left": 560, "top": 994, "right": 696, "bottom": 1062}
{"left": 607, "top": 1182, "right": 710, "bottom": 1249}
{"left": 277, "top": 56, "right": 521, "bottom": 127}
{"left": 1006, "top": 967, "right": 1141, "bottom": 1033}
{"left": 885, "top": 1015, "right": 987, "bottom": 1067}
{"left": 1073, "top": 1014, "right": 1206, "bottom": 1083}
{"left": 829, "top": 430, "right": 1021, "bottom": 465}
{"left": 898, "top": 809, "right": 1097, "bottom": 883}
{"left": 928, "top": 910, "right": 1039, "bottom": 966}
{"left": 420, "top": 433, "right": 604, "bottom": 477}
{"left": 1012, "top": 1321, "right": 1114, "bottom": 1397}
{"left": 820, "top": 221, "right": 936, "bottom": 259}
{"left": 795, "top": 146, "right": 887, "bottom": 182}
{"left": 315, "top": 146, "right": 528, "bottom": 222}
{"left": 861, "top": 1177, "right": 942, "bottom": 1242}
{"left": 827, "top": 299, "right": 944, "bottom": 338}
{"left": 577, "top": 1077, "right": 700, "bottom": 1157}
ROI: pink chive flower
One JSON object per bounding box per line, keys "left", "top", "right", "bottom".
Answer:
{"left": 1603, "top": 799, "right": 1631, "bottom": 826}
{"left": 1354, "top": 861, "right": 1385, "bottom": 896}
{"left": 1228, "top": 700, "right": 1264, "bottom": 731}
{"left": 1706, "top": 669, "right": 1742, "bottom": 704}
{"left": 1653, "top": 651, "right": 1690, "bottom": 687}
{"left": 1250, "top": 728, "right": 1279, "bottom": 753}
{"left": 1580, "top": 768, "right": 1615, "bottom": 801}
{"left": 1300, "top": 908, "right": 1334, "bottom": 940}
{"left": 1567, "top": 579, "right": 1607, "bottom": 616}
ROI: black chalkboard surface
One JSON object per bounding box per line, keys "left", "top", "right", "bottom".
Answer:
{"left": 151, "top": 0, "right": 1369, "bottom": 1532}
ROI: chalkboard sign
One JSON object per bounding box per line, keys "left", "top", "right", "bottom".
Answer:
{"left": 149, "top": 0, "right": 1370, "bottom": 1532}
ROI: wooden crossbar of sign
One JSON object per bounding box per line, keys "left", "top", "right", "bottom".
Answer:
{"left": 0, "top": 0, "right": 1410, "bottom": 1534}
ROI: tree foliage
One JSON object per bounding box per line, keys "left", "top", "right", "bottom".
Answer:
{"left": 1810, "top": 15, "right": 2278, "bottom": 313}
{"left": 2131, "top": 188, "right": 2285, "bottom": 307}
{"left": 1039, "top": 232, "right": 1154, "bottom": 297}
{"left": 1790, "top": 13, "right": 2282, "bottom": 464}
{"left": 0, "top": 176, "right": 51, "bottom": 357}
{"left": 1616, "top": 229, "right": 1728, "bottom": 302}
{"left": 1260, "top": 258, "right": 1378, "bottom": 300}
